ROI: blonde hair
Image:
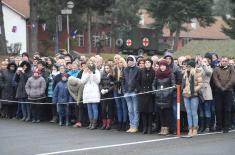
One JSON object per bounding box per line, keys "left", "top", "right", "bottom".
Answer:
{"left": 118, "top": 57, "right": 127, "bottom": 68}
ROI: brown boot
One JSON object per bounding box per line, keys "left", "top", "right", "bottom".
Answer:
{"left": 192, "top": 127, "right": 198, "bottom": 136}
{"left": 188, "top": 127, "right": 193, "bottom": 137}
{"left": 158, "top": 127, "right": 164, "bottom": 135}
{"left": 162, "top": 127, "right": 169, "bottom": 135}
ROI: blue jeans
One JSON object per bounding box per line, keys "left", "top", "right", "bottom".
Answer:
{"left": 16, "top": 102, "right": 22, "bottom": 118}
{"left": 57, "top": 104, "right": 70, "bottom": 119}
{"left": 114, "top": 91, "right": 128, "bottom": 123}
{"left": 184, "top": 97, "right": 199, "bottom": 128}
{"left": 124, "top": 92, "right": 139, "bottom": 129}
{"left": 199, "top": 100, "right": 212, "bottom": 118}
{"left": 20, "top": 98, "right": 31, "bottom": 119}
{"left": 87, "top": 103, "right": 99, "bottom": 121}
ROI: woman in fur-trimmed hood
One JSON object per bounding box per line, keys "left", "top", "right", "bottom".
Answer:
{"left": 182, "top": 59, "right": 202, "bottom": 137}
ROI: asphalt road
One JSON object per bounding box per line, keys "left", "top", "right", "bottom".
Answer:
{"left": 0, "top": 119, "right": 234, "bottom": 155}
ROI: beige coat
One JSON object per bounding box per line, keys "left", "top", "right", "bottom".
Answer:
{"left": 198, "top": 65, "right": 213, "bottom": 100}
{"left": 67, "top": 77, "right": 84, "bottom": 104}
{"left": 182, "top": 68, "right": 203, "bottom": 98}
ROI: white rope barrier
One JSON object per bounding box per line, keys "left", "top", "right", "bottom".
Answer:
{"left": 0, "top": 86, "right": 176, "bottom": 105}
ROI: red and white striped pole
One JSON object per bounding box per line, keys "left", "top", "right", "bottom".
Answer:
{"left": 177, "top": 85, "right": 181, "bottom": 137}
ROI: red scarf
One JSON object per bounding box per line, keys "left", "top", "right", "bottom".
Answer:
{"left": 156, "top": 68, "right": 172, "bottom": 79}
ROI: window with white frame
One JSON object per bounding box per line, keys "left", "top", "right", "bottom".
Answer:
{"left": 77, "top": 34, "right": 84, "bottom": 47}
{"left": 104, "top": 36, "right": 112, "bottom": 48}
{"left": 92, "top": 35, "right": 100, "bottom": 47}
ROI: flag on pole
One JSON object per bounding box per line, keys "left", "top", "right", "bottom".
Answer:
{"left": 70, "top": 29, "right": 78, "bottom": 39}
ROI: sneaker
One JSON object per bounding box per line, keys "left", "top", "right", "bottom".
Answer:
{"left": 25, "top": 118, "right": 31, "bottom": 122}
{"left": 32, "top": 120, "right": 36, "bottom": 123}
{"left": 129, "top": 128, "right": 138, "bottom": 133}
{"left": 36, "top": 120, "right": 40, "bottom": 123}
{"left": 126, "top": 128, "right": 133, "bottom": 133}
{"left": 21, "top": 117, "right": 26, "bottom": 121}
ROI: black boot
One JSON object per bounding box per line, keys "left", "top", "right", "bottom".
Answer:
{"left": 147, "top": 126, "right": 152, "bottom": 134}
{"left": 204, "top": 117, "right": 210, "bottom": 132}
{"left": 121, "top": 122, "right": 127, "bottom": 131}
{"left": 198, "top": 117, "right": 205, "bottom": 133}
{"left": 117, "top": 122, "right": 122, "bottom": 131}
{"left": 142, "top": 127, "right": 147, "bottom": 134}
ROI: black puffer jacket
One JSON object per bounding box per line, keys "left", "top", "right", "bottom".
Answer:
{"left": 14, "top": 61, "right": 33, "bottom": 99}
{"left": 152, "top": 73, "right": 175, "bottom": 109}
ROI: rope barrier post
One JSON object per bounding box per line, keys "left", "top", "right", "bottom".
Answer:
{"left": 177, "top": 85, "right": 181, "bottom": 137}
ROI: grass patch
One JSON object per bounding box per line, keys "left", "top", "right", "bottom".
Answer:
{"left": 174, "top": 40, "right": 235, "bottom": 58}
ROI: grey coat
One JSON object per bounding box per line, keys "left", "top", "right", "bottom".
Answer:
{"left": 25, "top": 76, "right": 46, "bottom": 100}
{"left": 199, "top": 65, "right": 213, "bottom": 101}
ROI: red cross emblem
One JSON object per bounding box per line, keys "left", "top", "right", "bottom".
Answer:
{"left": 126, "top": 39, "right": 132, "bottom": 46}
{"left": 143, "top": 37, "right": 149, "bottom": 46}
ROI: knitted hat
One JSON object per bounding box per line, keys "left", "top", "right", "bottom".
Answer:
{"left": 159, "top": 59, "right": 168, "bottom": 66}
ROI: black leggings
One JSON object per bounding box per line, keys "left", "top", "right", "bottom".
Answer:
{"left": 101, "top": 94, "right": 115, "bottom": 120}
{"left": 159, "top": 108, "right": 171, "bottom": 127}
{"left": 142, "top": 113, "right": 153, "bottom": 129}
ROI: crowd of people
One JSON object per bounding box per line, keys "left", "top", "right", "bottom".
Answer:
{"left": 0, "top": 51, "right": 235, "bottom": 137}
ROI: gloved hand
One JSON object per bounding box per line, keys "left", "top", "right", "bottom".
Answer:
{"left": 104, "top": 89, "right": 109, "bottom": 94}
{"left": 101, "top": 89, "right": 106, "bottom": 95}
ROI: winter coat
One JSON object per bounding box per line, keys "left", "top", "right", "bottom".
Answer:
{"left": 198, "top": 65, "right": 213, "bottom": 100}
{"left": 152, "top": 73, "right": 176, "bottom": 109}
{"left": 113, "top": 66, "right": 124, "bottom": 95}
{"left": 138, "top": 68, "right": 155, "bottom": 113}
{"left": 14, "top": 61, "right": 33, "bottom": 99}
{"left": 122, "top": 66, "right": 140, "bottom": 93}
{"left": 67, "top": 77, "right": 84, "bottom": 103}
{"left": 0, "top": 62, "right": 17, "bottom": 101}
{"left": 15, "top": 71, "right": 33, "bottom": 99}
{"left": 52, "top": 73, "right": 63, "bottom": 90}
{"left": 182, "top": 68, "right": 203, "bottom": 98}
{"left": 53, "top": 80, "right": 72, "bottom": 104}
{"left": 212, "top": 65, "right": 235, "bottom": 92}
{"left": 25, "top": 76, "right": 47, "bottom": 100}
{"left": 81, "top": 70, "right": 101, "bottom": 104}
{"left": 99, "top": 72, "right": 115, "bottom": 97}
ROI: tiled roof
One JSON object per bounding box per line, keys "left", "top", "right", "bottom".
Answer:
{"left": 140, "top": 10, "right": 230, "bottom": 40}
{"left": 2, "top": 0, "right": 30, "bottom": 18}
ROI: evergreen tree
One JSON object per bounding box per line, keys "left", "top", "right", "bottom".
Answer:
{"left": 147, "top": 0, "right": 215, "bottom": 51}
{"left": 222, "top": 0, "right": 235, "bottom": 39}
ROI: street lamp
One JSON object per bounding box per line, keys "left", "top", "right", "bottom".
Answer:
{"left": 61, "top": 1, "right": 74, "bottom": 54}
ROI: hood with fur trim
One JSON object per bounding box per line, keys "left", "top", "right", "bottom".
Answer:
{"left": 67, "top": 77, "right": 84, "bottom": 103}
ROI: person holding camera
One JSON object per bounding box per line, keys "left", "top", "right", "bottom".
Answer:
{"left": 81, "top": 62, "right": 101, "bottom": 130}
{"left": 14, "top": 61, "right": 33, "bottom": 121}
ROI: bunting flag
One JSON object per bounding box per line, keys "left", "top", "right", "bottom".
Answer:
{"left": 12, "top": 26, "right": 17, "bottom": 32}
